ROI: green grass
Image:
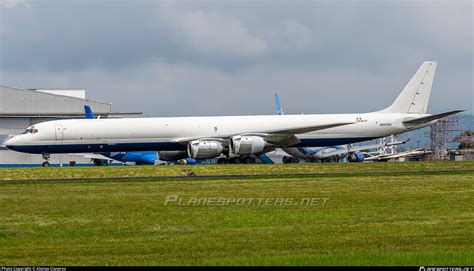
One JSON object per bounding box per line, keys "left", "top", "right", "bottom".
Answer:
{"left": 0, "top": 167, "right": 473, "bottom": 265}
{"left": 0, "top": 160, "right": 473, "bottom": 180}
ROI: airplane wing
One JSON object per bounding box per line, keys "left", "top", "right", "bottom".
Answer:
{"left": 260, "top": 122, "right": 355, "bottom": 135}
{"left": 245, "top": 121, "right": 355, "bottom": 145}
{"left": 403, "top": 110, "right": 464, "bottom": 128}
{"left": 175, "top": 121, "right": 355, "bottom": 147}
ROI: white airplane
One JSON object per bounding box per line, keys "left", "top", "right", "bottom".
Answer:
{"left": 6, "top": 61, "right": 463, "bottom": 166}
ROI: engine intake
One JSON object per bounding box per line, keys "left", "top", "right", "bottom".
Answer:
{"left": 187, "top": 140, "right": 224, "bottom": 159}
{"left": 230, "top": 135, "right": 266, "bottom": 155}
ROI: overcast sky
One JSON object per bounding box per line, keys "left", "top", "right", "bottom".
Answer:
{"left": 0, "top": 0, "right": 472, "bottom": 116}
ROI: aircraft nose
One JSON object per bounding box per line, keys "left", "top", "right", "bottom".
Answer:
{"left": 5, "top": 136, "right": 19, "bottom": 150}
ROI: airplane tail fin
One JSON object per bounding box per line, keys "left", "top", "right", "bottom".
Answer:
{"left": 84, "top": 105, "right": 95, "bottom": 119}
{"left": 274, "top": 93, "right": 284, "bottom": 115}
{"left": 381, "top": 61, "right": 437, "bottom": 114}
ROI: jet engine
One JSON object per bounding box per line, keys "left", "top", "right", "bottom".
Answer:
{"left": 187, "top": 140, "right": 224, "bottom": 159}
{"left": 158, "top": 150, "right": 188, "bottom": 161}
{"left": 230, "top": 135, "right": 267, "bottom": 155}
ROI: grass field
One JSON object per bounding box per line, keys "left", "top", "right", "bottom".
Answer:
{"left": 0, "top": 162, "right": 473, "bottom": 266}
{"left": 0, "top": 160, "right": 473, "bottom": 180}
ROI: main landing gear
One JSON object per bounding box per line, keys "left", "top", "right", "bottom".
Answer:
{"left": 217, "top": 156, "right": 255, "bottom": 164}
{"left": 282, "top": 156, "right": 300, "bottom": 164}
{"left": 92, "top": 159, "right": 109, "bottom": 166}
{"left": 42, "top": 153, "right": 51, "bottom": 167}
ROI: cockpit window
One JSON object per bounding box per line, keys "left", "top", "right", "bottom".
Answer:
{"left": 21, "top": 126, "right": 38, "bottom": 134}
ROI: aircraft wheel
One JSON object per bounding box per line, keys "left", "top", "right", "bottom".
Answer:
{"left": 242, "top": 157, "right": 253, "bottom": 164}
{"left": 217, "top": 157, "right": 227, "bottom": 164}
{"left": 227, "top": 157, "right": 241, "bottom": 164}
{"left": 93, "top": 159, "right": 104, "bottom": 166}
{"left": 282, "top": 156, "right": 293, "bottom": 164}
{"left": 42, "top": 161, "right": 50, "bottom": 168}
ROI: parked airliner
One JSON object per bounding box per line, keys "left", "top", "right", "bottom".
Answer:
{"left": 6, "top": 61, "right": 463, "bottom": 166}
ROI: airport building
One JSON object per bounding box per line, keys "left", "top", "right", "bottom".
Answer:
{"left": 0, "top": 86, "right": 143, "bottom": 167}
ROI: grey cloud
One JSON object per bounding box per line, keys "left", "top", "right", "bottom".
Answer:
{"left": 3, "top": 59, "right": 471, "bottom": 116}
{"left": 0, "top": 0, "right": 472, "bottom": 115}
{"left": 0, "top": 0, "right": 30, "bottom": 9}
{"left": 158, "top": 3, "right": 267, "bottom": 57}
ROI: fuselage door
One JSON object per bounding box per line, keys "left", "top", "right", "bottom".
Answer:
{"left": 55, "top": 125, "right": 64, "bottom": 140}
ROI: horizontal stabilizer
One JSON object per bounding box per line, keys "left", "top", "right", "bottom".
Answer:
{"left": 402, "top": 110, "right": 464, "bottom": 128}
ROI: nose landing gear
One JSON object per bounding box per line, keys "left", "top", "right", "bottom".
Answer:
{"left": 217, "top": 156, "right": 255, "bottom": 164}
{"left": 41, "top": 153, "right": 51, "bottom": 167}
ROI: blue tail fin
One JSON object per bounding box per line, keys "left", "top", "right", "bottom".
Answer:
{"left": 84, "top": 105, "right": 95, "bottom": 119}
{"left": 274, "top": 93, "right": 284, "bottom": 115}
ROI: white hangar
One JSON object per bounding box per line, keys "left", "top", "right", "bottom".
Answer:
{"left": 0, "top": 86, "right": 142, "bottom": 167}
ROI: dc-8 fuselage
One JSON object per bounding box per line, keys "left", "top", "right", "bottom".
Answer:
{"left": 5, "top": 113, "right": 427, "bottom": 153}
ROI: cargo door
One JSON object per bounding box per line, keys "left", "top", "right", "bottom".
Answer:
{"left": 55, "top": 125, "right": 64, "bottom": 140}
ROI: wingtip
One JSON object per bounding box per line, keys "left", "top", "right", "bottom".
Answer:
{"left": 451, "top": 109, "right": 465, "bottom": 114}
